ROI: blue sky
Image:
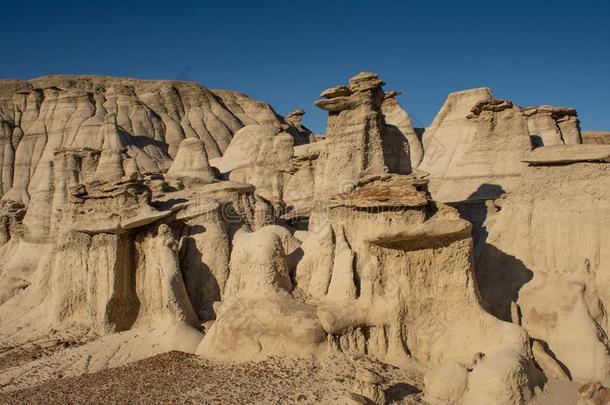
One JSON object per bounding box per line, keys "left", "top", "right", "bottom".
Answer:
{"left": 2, "top": 0, "right": 609, "bottom": 133}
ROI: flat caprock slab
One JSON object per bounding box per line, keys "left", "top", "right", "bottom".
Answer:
{"left": 523, "top": 144, "right": 610, "bottom": 165}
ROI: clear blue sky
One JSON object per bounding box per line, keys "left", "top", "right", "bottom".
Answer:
{"left": 2, "top": 0, "right": 609, "bottom": 133}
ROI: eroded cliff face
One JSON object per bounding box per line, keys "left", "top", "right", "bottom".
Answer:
{"left": 0, "top": 72, "right": 608, "bottom": 404}
{"left": 582, "top": 130, "right": 610, "bottom": 145}
{"left": 477, "top": 148, "right": 610, "bottom": 385}
{"left": 418, "top": 89, "right": 532, "bottom": 204}
{"left": 0, "top": 75, "right": 306, "bottom": 206}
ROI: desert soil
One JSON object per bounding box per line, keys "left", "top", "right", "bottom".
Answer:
{"left": 0, "top": 350, "right": 424, "bottom": 404}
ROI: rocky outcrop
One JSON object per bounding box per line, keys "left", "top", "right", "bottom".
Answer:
{"left": 298, "top": 175, "right": 530, "bottom": 369}
{"left": 381, "top": 91, "right": 424, "bottom": 168}
{"left": 417, "top": 90, "right": 534, "bottom": 254}
{"left": 197, "top": 226, "right": 326, "bottom": 360}
{"left": 0, "top": 72, "right": 606, "bottom": 403}
{"left": 522, "top": 144, "right": 610, "bottom": 164}
{"left": 0, "top": 75, "right": 300, "bottom": 206}
{"left": 522, "top": 105, "right": 582, "bottom": 146}
{"left": 419, "top": 90, "right": 531, "bottom": 203}
{"left": 582, "top": 130, "right": 610, "bottom": 145}
{"left": 166, "top": 138, "right": 216, "bottom": 185}
{"left": 284, "top": 108, "right": 315, "bottom": 145}
{"left": 476, "top": 151, "right": 610, "bottom": 385}
{"left": 314, "top": 72, "right": 411, "bottom": 199}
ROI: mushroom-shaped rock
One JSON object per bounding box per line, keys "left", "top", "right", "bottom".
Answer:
{"left": 197, "top": 226, "right": 325, "bottom": 361}
{"left": 284, "top": 108, "right": 314, "bottom": 145}
{"left": 349, "top": 72, "right": 385, "bottom": 93}
{"left": 285, "top": 108, "right": 305, "bottom": 126}
{"left": 313, "top": 72, "right": 412, "bottom": 198}
{"left": 166, "top": 138, "right": 216, "bottom": 185}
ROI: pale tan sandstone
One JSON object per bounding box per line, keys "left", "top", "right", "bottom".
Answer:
{"left": 578, "top": 381, "right": 610, "bottom": 405}
{"left": 313, "top": 72, "right": 412, "bottom": 200}
{"left": 582, "top": 130, "right": 610, "bottom": 145}
{"left": 531, "top": 340, "right": 571, "bottom": 382}
{"left": 0, "top": 72, "right": 604, "bottom": 405}
{"left": 523, "top": 144, "right": 610, "bottom": 164}
{"left": 423, "top": 361, "right": 469, "bottom": 405}
{"left": 462, "top": 350, "right": 544, "bottom": 405}
{"left": 0, "top": 75, "right": 301, "bottom": 206}
{"left": 477, "top": 158, "right": 610, "bottom": 385}
{"left": 381, "top": 91, "right": 424, "bottom": 168}
{"left": 166, "top": 137, "right": 216, "bottom": 185}
{"left": 419, "top": 90, "right": 531, "bottom": 203}
{"left": 522, "top": 105, "right": 582, "bottom": 146}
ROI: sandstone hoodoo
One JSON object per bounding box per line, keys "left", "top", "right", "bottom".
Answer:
{"left": 0, "top": 72, "right": 608, "bottom": 404}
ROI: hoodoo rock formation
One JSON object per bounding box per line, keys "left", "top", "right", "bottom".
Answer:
{"left": 0, "top": 73, "right": 608, "bottom": 404}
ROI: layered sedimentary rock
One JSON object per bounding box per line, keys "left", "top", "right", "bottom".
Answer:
{"left": 298, "top": 175, "right": 531, "bottom": 367}
{"left": 381, "top": 91, "right": 424, "bottom": 168}
{"left": 419, "top": 90, "right": 531, "bottom": 203}
{"left": 211, "top": 72, "right": 419, "bottom": 218}
{"left": 417, "top": 91, "right": 533, "bottom": 252}
{"left": 314, "top": 72, "right": 411, "bottom": 198}
{"left": 284, "top": 108, "right": 316, "bottom": 145}
{"left": 0, "top": 75, "right": 301, "bottom": 206}
{"left": 166, "top": 138, "right": 216, "bottom": 185}
{"left": 582, "top": 130, "right": 610, "bottom": 145}
{"left": 0, "top": 72, "right": 607, "bottom": 404}
{"left": 522, "top": 105, "right": 582, "bottom": 146}
{"left": 476, "top": 147, "right": 610, "bottom": 385}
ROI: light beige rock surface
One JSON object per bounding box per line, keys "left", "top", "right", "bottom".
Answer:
{"left": 522, "top": 105, "right": 582, "bottom": 146}
{"left": 313, "top": 72, "right": 412, "bottom": 200}
{"left": 166, "top": 137, "right": 216, "bottom": 185}
{"left": 0, "top": 75, "right": 302, "bottom": 206}
{"left": 582, "top": 130, "right": 610, "bottom": 145}
{"left": 523, "top": 144, "right": 610, "bottom": 164}
{"left": 381, "top": 91, "right": 424, "bottom": 168}
{"left": 0, "top": 72, "right": 607, "bottom": 405}
{"left": 477, "top": 160, "right": 610, "bottom": 385}
{"left": 423, "top": 361, "right": 469, "bottom": 404}
{"left": 419, "top": 89, "right": 532, "bottom": 203}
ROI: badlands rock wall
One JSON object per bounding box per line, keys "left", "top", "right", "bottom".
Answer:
{"left": 212, "top": 73, "right": 422, "bottom": 219}
{"left": 418, "top": 88, "right": 586, "bottom": 204}
{"left": 0, "top": 75, "right": 307, "bottom": 206}
{"left": 0, "top": 71, "right": 608, "bottom": 403}
{"left": 417, "top": 88, "right": 590, "bottom": 255}
{"left": 418, "top": 89, "right": 531, "bottom": 203}
{"left": 477, "top": 146, "right": 610, "bottom": 385}
{"left": 522, "top": 106, "right": 581, "bottom": 146}
{"left": 582, "top": 130, "right": 610, "bottom": 145}
{"left": 413, "top": 84, "right": 609, "bottom": 389}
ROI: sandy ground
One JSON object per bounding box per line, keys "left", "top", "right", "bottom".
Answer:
{"left": 0, "top": 351, "right": 424, "bottom": 404}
